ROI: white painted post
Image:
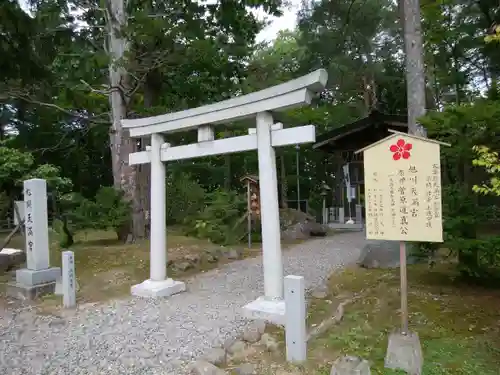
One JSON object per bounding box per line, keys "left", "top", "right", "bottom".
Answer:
{"left": 338, "top": 207, "right": 345, "bottom": 224}
{"left": 23, "top": 179, "right": 50, "bottom": 270}
{"left": 62, "top": 251, "right": 76, "bottom": 308}
{"left": 284, "top": 275, "right": 307, "bottom": 362}
{"left": 130, "top": 134, "right": 186, "bottom": 298}
{"left": 150, "top": 133, "right": 167, "bottom": 281}
{"left": 257, "top": 112, "right": 283, "bottom": 300}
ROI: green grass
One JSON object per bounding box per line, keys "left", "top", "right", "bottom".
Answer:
{"left": 309, "top": 263, "right": 500, "bottom": 374}
{"left": 227, "top": 262, "right": 500, "bottom": 375}
{"left": 1, "top": 228, "right": 226, "bottom": 305}
{"left": 0, "top": 227, "right": 314, "bottom": 309}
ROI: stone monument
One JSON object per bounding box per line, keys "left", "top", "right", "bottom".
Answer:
{"left": 7, "top": 179, "right": 61, "bottom": 299}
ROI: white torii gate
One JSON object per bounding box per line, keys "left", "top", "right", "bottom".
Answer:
{"left": 122, "top": 69, "right": 328, "bottom": 324}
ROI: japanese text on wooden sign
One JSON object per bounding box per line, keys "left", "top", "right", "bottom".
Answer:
{"left": 362, "top": 135, "right": 443, "bottom": 242}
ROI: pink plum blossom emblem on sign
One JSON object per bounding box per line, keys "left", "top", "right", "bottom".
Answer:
{"left": 390, "top": 139, "right": 412, "bottom": 160}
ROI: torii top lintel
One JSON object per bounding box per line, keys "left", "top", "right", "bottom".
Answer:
{"left": 121, "top": 69, "right": 328, "bottom": 138}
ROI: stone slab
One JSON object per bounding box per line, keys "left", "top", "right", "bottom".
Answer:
{"left": 131, "top": 278, "right": 186, "bottom": 298}
{"left": 384, "top": 330, "right": 423, "bottom": 375}
{"left": 6, "top": 281, "right": 56, "bottom": 300}
{"left": 242, "top": 296, "right": 286, "bottom": 326}
{"left": 330, "top": 355, "right": 371, "bottom": 375}
{"left": 16, "top": 267, "right": 60, "bottom": 286}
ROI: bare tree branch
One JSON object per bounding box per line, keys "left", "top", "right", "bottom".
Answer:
{"left": 16, "top": 96, "right": 110, "bottom": 124}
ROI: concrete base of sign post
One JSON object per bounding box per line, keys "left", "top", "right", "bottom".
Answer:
{"left": 242, "top": 296, "right": 286, "bottom": 326}
{"left": 7, "top": 267, "right": 60, "bottom": 300}
{"left": 15, "top": 267, "right": 60, "bottom": 286}
{"left": 131, "top": 278, "right": 186, "bottom": 298}
{"left": 384, "top": 330, "right": 423, "bottom": 375}
{"left": 6, "top": 281, "right": 57, "bottom": 300}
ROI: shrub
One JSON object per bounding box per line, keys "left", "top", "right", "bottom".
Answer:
{"left": 452, "top": 236, "right": 500, "bottom": 281}
{"left": 184, "top": 189, "right": 246, "bottom": 244}
{"left": 166, "top": 172, "right": 206, "bottom": 225}
{"left": 58, "top": 187, "right": 131, "bottom": 244}
{"left": 412, "top": 184, "right": 478, "bottom": 260}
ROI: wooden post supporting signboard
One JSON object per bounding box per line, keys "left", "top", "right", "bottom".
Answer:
{"left": 400, "top": 241, "right": 408, "bottom": 334}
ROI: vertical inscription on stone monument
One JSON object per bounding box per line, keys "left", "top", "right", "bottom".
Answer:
{"left": 25, "top": 187, "right": 34, "bottom": 254}
{"left": 23, "top": 179, "right": 50, "bottom": 271}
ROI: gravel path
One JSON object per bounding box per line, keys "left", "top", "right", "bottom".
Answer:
{"left": 0, "top": 231, "right": 366, "bottom": 375}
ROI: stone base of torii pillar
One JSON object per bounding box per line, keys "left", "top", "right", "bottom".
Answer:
{"left": 242, "top": 296, "right": 286, "bottom": 325}
{"left": 131, "top": 278, "right": 186, "bottom": 298}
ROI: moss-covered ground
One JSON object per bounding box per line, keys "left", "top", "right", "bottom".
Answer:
{"left": 226, "top": 262, "right": 500, "bottom": 375}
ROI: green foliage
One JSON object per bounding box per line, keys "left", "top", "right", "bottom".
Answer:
{"left": 0, "top": 143, "right": 35, "bottom": 191}
{"left": 441, "top": 184, "right": 478, "bottom": 241}
{"left": 472, "top": 145, "right": 500, "bottom": 196}
{"left": 484, "top": 25, "right": 500, "bottom": 43}
{"left": 419, "top": 101, "right": 500, "bottom": 280}
{"left": 24, "top": 163, "right": 73, "bottom": 193}
{"left": 420, "top": 100, "right": 500, "bottom": 185}
{"left": 452, "top": 236, "right": 500, "bottom": 281}
{"left": 166, "top": 172, "right": 206, "bottom": 225}
{"left": 0, "top": 0, "right": 499, "bottom": 255}
{"left": 412, "top": 184, "right": 478, "bottom": 262}
{"left": 185, "top": 189, "right": 246, "bottom": 244}
{"left": 0, "top": 191, "right": 9, "bottom": 219}
{"left": 61, "top": 187, "right": 131, "bottom": 241}
{"left": 0, "top": 143, "right": 72, "bottom": 204}
{"left": 93, "top": 187, "right": 131, "bottom": 231}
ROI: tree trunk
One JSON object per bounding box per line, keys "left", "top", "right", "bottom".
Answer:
{"left": 137, "top": 74, "right": 157, "bottom": 237}
{"left": 107, "top": 0, "right": 144, "bottom": 242}
{"left": 401, "top": 0, "right": 427, "bottom": 136}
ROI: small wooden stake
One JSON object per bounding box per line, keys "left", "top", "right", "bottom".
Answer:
{"left": 400, "top": 241, "right": 408, "bottom": 335}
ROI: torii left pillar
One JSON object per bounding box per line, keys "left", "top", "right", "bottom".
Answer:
{"left": 131, "top": 133, "right": 186, "bottom": 297}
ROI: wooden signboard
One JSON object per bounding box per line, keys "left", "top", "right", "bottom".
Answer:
{"left": 357, "top": 130, "right": 450, "bottom": 336}
{"left": 241, "top": 175, "right": 260, "bottom": 217}
{"left": 357, "top": 130, "right": 449, "bottom": 243}
{"left": 241, "top": 174, "right": 260, "bottom": 248}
